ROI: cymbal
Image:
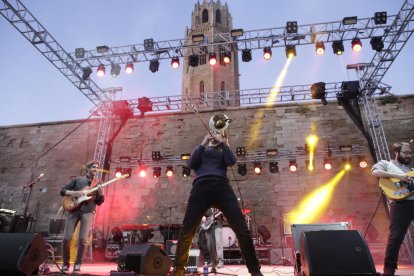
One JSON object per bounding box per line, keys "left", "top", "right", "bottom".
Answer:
{"left": 242, "top": 208, "right": 251, "bottom": 215}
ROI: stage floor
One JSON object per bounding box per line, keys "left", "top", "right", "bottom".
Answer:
{"left": 46, "top": 261, "right": 414, "bottom": 276}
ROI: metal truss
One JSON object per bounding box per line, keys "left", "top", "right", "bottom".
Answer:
{"left": 0, "top": 0, "right": 112, "bottom": 111}
{"left": 68, "top": 15, "right": 399, "bottom": 67}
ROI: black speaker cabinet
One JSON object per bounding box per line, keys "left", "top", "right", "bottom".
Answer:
{"left": 300, "top": 230, "right": 377, "bottom": 276}
{"left": 117, "top": 243, "right": 172, "bottom": 275}
{"left": 0, "top": 233, "right": 48, "bottom": 276}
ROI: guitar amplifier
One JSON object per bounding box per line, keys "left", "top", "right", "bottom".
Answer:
{"left": 45, "top": 239, "right": 63, "bottom": 259}
{"left": 106, "top": 240, "right": 121, "bottom": 260}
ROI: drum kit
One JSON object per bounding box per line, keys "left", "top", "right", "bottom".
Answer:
{"left": 221, "top": 208, "right": 256, "bottom": 248}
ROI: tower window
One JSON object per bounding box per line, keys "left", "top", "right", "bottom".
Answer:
{"left": 216, "top": 9, "right": 221, "bottom": 24}
{"left": 202, "top": 9, "right": 208, "bottom": 23}
{"left": 199, "top": 46, "right": 207, "bottom": 65}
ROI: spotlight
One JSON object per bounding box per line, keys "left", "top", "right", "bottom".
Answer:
{"left": 323, "top": 159, "right": 332, "bottom": 170}
{"left": 359, "top": 159, "right": 368, "bottom": 168}
{"left": 269, "top": 161, "right": 279, "bottom": 173}
{"left": 315, "top": 42, "right": 325, "bottom": 55}
{"left": 310, "top": 82, "right": 327, "bottom": 105}
{"left": 263, "top": 47, "right": 272, "bottom": 60}
{"left": 97, "top": 64, "right": 105, "bottom": 76}
{"left": 332, "top": 41, "right": 344, "bottom": 55}
{"left": 123, "top": 168, "right": 132, "bottom": 178}
{"left": 82, "top": 67, "right": 92, "bottom": 80}
{"left": 351, "top": 38, "right": 362, "bottom": 52}
{"left": 222, "top": 52, "right": 231, "bottom": 64}
{"left": 181, "top": 153, "right": 191, "bottom": 160}
{"left": 254, "top": 161, "right": 262, "bottom": 175}
{"left": 96, "top": 45, "right": 109, "bottom": 53}
{"left": 342, "top": 16, "right": 357, "bottom": 25}
{"left": 289, "top": 160, "right": 297, "bottom": 172}
{"left": 230, "top": 29, "right": 244, "bottom": 37}
{"left": 344, "top": 163, "right": 351, "bottom": 171}
{"left": 236, "top": 147, "right": 246, "bottom": 157}
{"left": 370, "top": 37, "right": 384, "bottom": 52}
{"left": 374, "top": 11, "right": 387, "bottom": 25}
{"left": 119, "top": 156, "right": 130, "bottom": 162}
{"left": 75, "top": 48, "right": 85, "bottom": 59}
{"left": 115, "top": 167, "right": 122, "bottom": 178}
{"left": 138, "top": 97, "right": 153, "bottom": 117}
{"left": 144, "top": 38, "right": 154, "bottom": 51}
{"left": 241, "top": 49, "right": 252, "bottom": 62}
{"left": 191, "top": 34, "right": 205, "bottom": 43}
{"left": 125, "top": 62, "right": 134, "bottom": 74}
{"left": 339, "top": 145, "right": 353, "bottom": 152}
{"left": 152, "top": 151, "right": 161, "bottom": 161}
{"left": 305, "top": 160, "right": 315, "bottom": 171}
{"left": 149, "top": 59, "right": 160, "bottom": 73}
{"left": 266, "top": 149, "right": 278, "bottom": 156}
{"left": 285, "top": 45, "right": 296, "bottom": 58}
{"left": 286, "top": 21, "right": 298, "bottom": 33}
{"left": 139, "top": 166, "right": 147, "bottom": 178}
{"left": 209, "top": 53, "right": 217, "bottom": 65}
{"left": 111, "top": 64, "right": 121, "bottom": 77}
{"left": 166, "top": 166, "right": 174, "bottom": 177}
{"left": 171, "top": 57, "right": 180, "bottom": 69}
{"left": 153, "top": 167, "right": 161, "bottom": 179}
{"left": 237, "top": 163, "right": 247, "bottom": 176}
{"left": 182, "top": 166, "right": 191, "bottom": 178}
{"left": 188, "top": 54, "right": 199, "bottom": 67}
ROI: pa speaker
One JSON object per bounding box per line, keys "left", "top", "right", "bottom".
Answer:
{"left": 0, "top": 233, "right": 48, "bottom": 276}
{"left": 300, "top": 230, "right": 377, "bottom": 276}
{"left": 117, "top": 243, "right": 172, "bottom": 275}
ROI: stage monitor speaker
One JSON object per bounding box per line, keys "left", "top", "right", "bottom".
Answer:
{"left": 300, "top": 230, "right": 377, "bottom": 276}
{"left": 117, "top": 243, "right": 172, "bottom": 275}
{"left": 0, "top": 233, "right": 48, "bottom": 276}
{"left": 165, "top": 240, "right": 178, "bottom": 257}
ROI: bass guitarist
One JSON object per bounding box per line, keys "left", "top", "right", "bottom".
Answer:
{"left": 199, "top": 208, "right": 224, "bottom": 268}
{"left": 372, "top": 141, "right": 414, "bottom": 276}
{"left": 59, "top": 160, "right": 104, "bottom": 273}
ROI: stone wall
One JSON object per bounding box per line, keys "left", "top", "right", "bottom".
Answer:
{"left": 1, "top": 95, "right": 414, "bottom": 260}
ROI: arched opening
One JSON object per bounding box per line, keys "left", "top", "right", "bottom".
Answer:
{"left": 202, "top": 9, "right": 208, "bottom": 23}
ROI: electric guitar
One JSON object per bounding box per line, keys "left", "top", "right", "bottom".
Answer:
{"left": 201, "top": 210, "right": 223, "bottom": 230}
{"left": 379, "top": 171, "right": 414, "bottom": 201}
{"left": 62, "top": 174, "right": 128, "bottom": 212}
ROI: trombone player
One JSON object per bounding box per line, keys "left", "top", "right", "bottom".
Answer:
{"left": 171, "top": 115, "right": 263, "bottom": 276}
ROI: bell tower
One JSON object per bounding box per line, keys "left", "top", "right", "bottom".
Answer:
{"left": 181, "top": 0, "right": 240, "bottom": 111}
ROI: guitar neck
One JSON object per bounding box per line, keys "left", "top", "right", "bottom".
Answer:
{"left": 86, "top": 177, "right": 122, "bottom": 194}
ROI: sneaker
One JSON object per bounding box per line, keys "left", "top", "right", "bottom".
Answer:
{"left": 61, "top": 264, "right": 69, "bottom": 272}
{"left": 73, "top": 263, "right": 81, "bottom": 272}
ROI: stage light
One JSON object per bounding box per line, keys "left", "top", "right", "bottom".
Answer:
{"left": 342, "top": 16, "right": 357, "bottom": 25}
{"left": 153, "top": 167, "right": 161, "bottom": 179}
{"left": 112, "top": 100, "right": 133, "bottom": 119}
{"left": 254, "top": 161, "right": 262, "bottom": 175}
{"left": 351, "top": 38, "right": 362, "bottom": 52}
{"left": 166, "top": 166, "right": 174, "bottom": 177}
{"left": 209, "top": 53, "right": 217, "bottom": 65}
{"left": 310, "top": 82, "right": 327, "bottom": 105}
{"left": 138, "top": 97, "right": 153, "bottom": 117}
{"left": 139, "top": 166, "right": 147, "bottom": 178}
{"left": 266, "top": 149, "right": 278, "bottom": 156}
{"left": 82, "top": 67, "right": 92, "bottom": 80}
{"left": 289, "top": 160, "right": 297, "bottom": 172}
{"left": 241, "top": 49, "right": 252, "bottom": 62}
{"left": 359, "top": 160, "right": 368, "bottom": 168}
{"left": 305, "top": 160, "right": 315, "bottom": 171}
{"left": 286, "top": 21, "right": 298, "bottom": 33}
{"left": 111, "top": 64, "right": 121, "bottom": 77}
{"left": 96, "top": 45, "right": 109, "bottom": 53}
{"left": 119, "top": 156, "right": 130, "bottom": 162}
{"left": 171, "top": 57, "right": 180, "bottom": 69}
{"left": 182, "top": 166, "right": 191, "bottom": 178}
{"left": 344, "top": 163, "right": 351, "bottom": 171}
{"left": 192, "top": 34, "right": 205, "bottom": 43}
{"left": 223, "top": 52, "right": 231, "bottom": 64}
{"left": 285, "top": 45, "right": 296, "bottom": 58}
{"left": 323, "top": 159, "right": 332, "bottom": 170}
{"left": 97, "top": 64, "right": 105, "bottom": 77}
{"left": 149, "top": 59, "right": 160, "bottom": 73}
{"left": 374, "top": 11, "right": 387, "bottom": 25}
{"left": 152, "top": 151, "right": 161, "bottom": 161}
{"left": 230, "top": 29, "right": 244, "bottom": 37}
{"left": 370, "top": 37, "right": 384, "bottom": 52}
{"left": 75, "top": 48, "right": 85, "bottom": 59}
{"left": 332, "top": 41, "right": 344, "bottom": 55}
{"left": 181, "top": 153, "right": 191, "bottom": 160}
{"left": 144, "top": 38, "right": 154, "bottom": 51}
{"left": 269, "top": 161, "right": 279, "bottom": 173}
{"left": 238, "top": 163, "right": 247, "bottom": 176}
{"left": 263, "top": 47, "right": 272, "bottom": 60}
{"left": 315, "top": 42, "right": 325, "bottom": 55}
{"left": 115, "top": 167, "right": 122, "bottom": 178}
{"left": 123, "top": 168, "right": 132, "bottom": 178}
{"left": 125, "top": 62, "right": 134, "bottom": 74}
{"left": 236, "top": 147, "right": 246, "bottom": 157}
{"left": 188, "top": 54, "right": 199, "bottom": 67}
{"left": 339, "top": 145, "right": 352, "bottom": 152}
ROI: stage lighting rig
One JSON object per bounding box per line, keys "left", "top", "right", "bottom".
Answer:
{"left": 238, "top": 163, "right": 247, "bottom": 176}
{"left": 149, "top": 59, "right": 160, "bottom": 73}
{"left": 241, "top": 49, "right": 252, "bottom": 62}
{"left": 285, "top": 45, "right": 296, "bottom": 58}
{"left": 315, "top": 42, "right": 325, "bottom": 55}
{"left": 332, "top": 41, "right": 344, "bottom": 55}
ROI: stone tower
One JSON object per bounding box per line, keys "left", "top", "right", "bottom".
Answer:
{"left": 181, "top": 0, "right": 240, "bottom": 111}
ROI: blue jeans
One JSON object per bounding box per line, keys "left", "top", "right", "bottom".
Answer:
{"left": 384, "top": 200, "right": 414, "bottom": 272}
{"left": 62, "top": 211, "right": 94, "bottom": 265}
{"left": 174, "top": 176, "right": 260, "bottom": 273}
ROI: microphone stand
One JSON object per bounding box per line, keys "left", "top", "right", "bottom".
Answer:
{"left": 22, "top": 175, "right": 43, "bottom": 231}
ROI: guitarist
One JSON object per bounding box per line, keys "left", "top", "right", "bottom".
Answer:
{"left": 200, "top": 208, "right": 224, "bottom": 268}
{"left": 372, "top": 141, "right": 414, "bottom": 276}
{"left": 59, "top": 160, "right": 105, "bottom": 273}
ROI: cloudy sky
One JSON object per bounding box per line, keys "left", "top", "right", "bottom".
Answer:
{"left": 0, "top": 0, "right": 412, "bottom": 126}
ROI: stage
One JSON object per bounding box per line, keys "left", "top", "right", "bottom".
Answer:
{"left": 46, "top": 261, "right": 414, "bottom": 276}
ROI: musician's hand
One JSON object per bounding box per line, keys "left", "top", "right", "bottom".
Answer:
{"left": 97, "top": 185, "right": 104, "bottom": 196}
{"left": 201, "top": 134, "right": 212, "bottom": 147}
{"left": 398, "top": 174, "right": 411, "bottom": 181}
{"left": 201, "top": 216, "right": 206, "bottom": 223}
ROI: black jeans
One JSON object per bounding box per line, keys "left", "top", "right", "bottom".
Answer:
{"left": 174, "top": 176, "right": 260, "bottom": 273}
{"left": 384, "top": 200, "right": 414, "bottom": 271}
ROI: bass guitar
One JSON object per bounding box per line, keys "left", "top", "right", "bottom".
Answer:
{"left": 201, "top": 210, "right": 223, "bottom": 230}
{"left": 379, "top": 171, "right": 414, "bottom": 201}
{"left": 62, "top": 174, "right": 128, "bottom": 212}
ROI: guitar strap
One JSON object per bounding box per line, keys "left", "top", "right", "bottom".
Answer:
{"left": 89, "top": 177, "right": 100, "bottom": 189}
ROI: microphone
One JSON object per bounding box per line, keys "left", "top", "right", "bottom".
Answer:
{"left": 146, "top": 215, "right": 152, "bottom": 222}
{"left": 23, "top": 173, "right": 44, "bottom": 188}
{"left": 34, "top": 173, "right": 44, "bottom": 183}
